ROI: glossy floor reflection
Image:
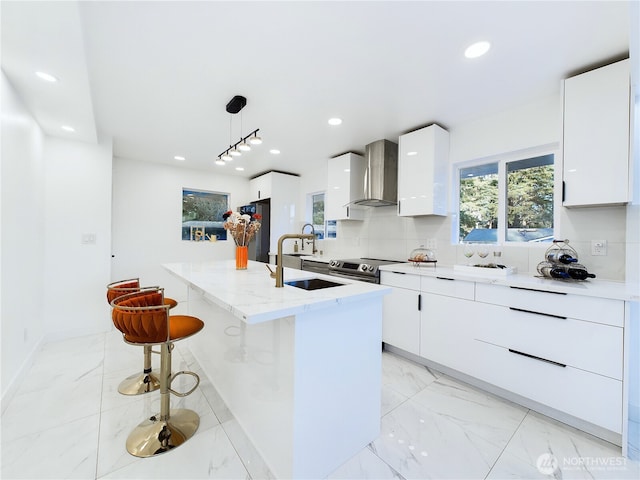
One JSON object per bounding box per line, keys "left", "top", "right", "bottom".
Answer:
{"left": 1, "top": 330, "right": 638, "bottom": 479}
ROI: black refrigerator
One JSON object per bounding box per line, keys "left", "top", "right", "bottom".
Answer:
{"left": 248, "top": 199, "right": 270, "bottom": 263}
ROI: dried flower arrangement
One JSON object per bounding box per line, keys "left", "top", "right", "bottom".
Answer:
{"left": 222, "top": 210, "right": 262, "bottom": 246}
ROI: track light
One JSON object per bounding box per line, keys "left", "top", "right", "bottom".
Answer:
{"left": 249, "top": 132, "right": 262, "bottom": 145}
{"left": 238, "top": 138, "right": 251, "bottom": 152}
{"left": 215, "top": 95, "right": 262, "bottom": 167}
{"left": 217, "top": 129, "right": 261, "bottom": 162}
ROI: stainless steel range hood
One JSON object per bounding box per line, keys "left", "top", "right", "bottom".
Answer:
{"left": 353, "top": 139, "right": 398, "bottom": 207}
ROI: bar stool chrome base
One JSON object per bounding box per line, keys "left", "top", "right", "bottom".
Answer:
{"left": 126, "top": 409, "right": 200, "bottom": 457}
{"left": 117, "top": 369, "right": 161, "bottom": 396}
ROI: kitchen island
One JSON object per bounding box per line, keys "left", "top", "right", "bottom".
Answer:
{"left": 163, "top": 260, "right": 390, "bottom": 479}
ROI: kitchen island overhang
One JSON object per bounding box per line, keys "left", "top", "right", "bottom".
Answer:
{"left": 163, "top": 260, "right": 391, "bottom": 479}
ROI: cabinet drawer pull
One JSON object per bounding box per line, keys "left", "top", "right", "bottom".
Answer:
{"left": 508, "top": 348, "right": 566, "bottom": 368}
{"left": 436, "top": 277, "right": 455, "bottom": 281}
{"left": 509, "top": 307, "right": 567, "bottom": 320}
{"left": 509, "top": 286, "right": 566, "bottom": 296}
{"left": 390, "top": 271, "right": 406, "bottom": 275}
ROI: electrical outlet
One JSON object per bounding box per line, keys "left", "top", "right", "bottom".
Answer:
{"left": 591, "top": 239, "right": 607, "bottom": 256}
{"left": 82, "top": 233, "right": 96, "bottom": 244}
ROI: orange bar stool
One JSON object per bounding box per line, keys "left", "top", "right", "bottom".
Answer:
{"left": 111, "top": 287, "right": 204, "bottom": 457}
{"left": 107, "top": 278, "right": 178, "bottom": 395}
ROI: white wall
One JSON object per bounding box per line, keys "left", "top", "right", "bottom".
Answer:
{"left": 43, "top": 136, "right": 113, "bottom": 340}
{"left": 111, "top": 157, "right": 250, "bottom": 302}
{"left": 311, "top": 93, "right": 628, "bottom": 281}
{"left": 1, "top": 71, "right": 46, "bottom": 404}
{"left": 2, "top": 70, "right": 114, "bottom": 403}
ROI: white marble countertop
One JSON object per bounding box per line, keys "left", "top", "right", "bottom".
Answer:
{"left": 379, "top": 263, "right": 640, "bottom": 302}
{"left": 163, "top": 260, "right": 390, "bottom": 324}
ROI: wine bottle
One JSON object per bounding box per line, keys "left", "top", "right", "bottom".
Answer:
{"left": 537, "top": 262, "right": 570, "bottom": 279}
{"left": 546, "top": 249, "right": 578, "bottom": 264}
{"left": 567, "top": 264, "right": 596, "bottom": 280}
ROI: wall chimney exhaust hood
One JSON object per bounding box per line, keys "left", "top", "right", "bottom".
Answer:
{"left": 352, "top": 139, "right": 398, "bottom": 207}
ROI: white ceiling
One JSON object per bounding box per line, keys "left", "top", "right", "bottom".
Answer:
{"left": 1, "top": 1, "right": 631, "bottom": 179}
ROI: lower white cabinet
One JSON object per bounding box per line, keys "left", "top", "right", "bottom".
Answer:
{"left": 380, "top": 272, "right": 626, "bottom": 438}
{"left": 473, "top": 340, "right": 622, "bottom": 433}
{"left": 419, "top": 292, "right": 478, "bottom": 373}
{"left": 381, "top": 271, "right": 420, "bottom": 355}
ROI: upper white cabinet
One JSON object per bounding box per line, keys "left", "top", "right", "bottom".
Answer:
{"left": 249, "top": 173, "right": 272, "bottom": 201}
{"left": 397, "top": 124, "right": 449, "bottom": 216}
{"left": 563, "top": 59, "right": 630, "bottom": 207}
{"left": 326, "top": 153, "right": 365, "bottom": 221}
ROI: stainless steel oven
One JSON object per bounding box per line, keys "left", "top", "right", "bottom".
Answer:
{"left": 328, "top": 258, "right": 401, "bottom": 284}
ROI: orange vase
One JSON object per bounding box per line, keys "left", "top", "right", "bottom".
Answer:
{"left": 236, "top": 245, "right": 248, "bottom": 270}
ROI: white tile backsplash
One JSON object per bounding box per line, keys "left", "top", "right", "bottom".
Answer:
{"left": 328, "top": 204, "right": 629, "bottom": 281}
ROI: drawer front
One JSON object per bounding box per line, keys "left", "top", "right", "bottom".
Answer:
{"left": 420, "top": 276, "right": 475, "bottom": 300}
{"left": 380, "top": 271, "right": 420, "bottom": 290}
{"left": 475, "top": 283, "right": 624, "bottom": 326}
{"left": 476, "top": 305, "right": 623, "bottom": 379}
{"left": 473, "top": 340, "right": 622, "bottom": 433}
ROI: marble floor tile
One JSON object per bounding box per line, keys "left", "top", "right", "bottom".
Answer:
{"left": 372, "top": 397, "right": 502, "bottom": 479}
{"left": 491, "top": 411, "right": 640, "bottom": 480}
{"left": 381, "top": 351, "right": 439, "bottom": 398}
{"left": 17, "top": 334, "right": 105, "bottom": 395}
{"left": 100, "top": 424, "right": 250, "bottom": 479}
{"left": 410, "top": 375, "right": 528, "bottom": 449}
{"left": 2, "top": 373, "right": 103, "bottom": 442}
{"left": 327, "top": 446, "right": 404, "bottom": 479}
{"left": 1, "top": 414, "right": 100, "bottom": 479}
{"left": 3, "top": 333, "right": 636, "bottom": 480}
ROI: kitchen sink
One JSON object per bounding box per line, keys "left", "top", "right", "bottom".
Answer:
{"left": 285, "top": 278, "right": 345, "bottom": 291}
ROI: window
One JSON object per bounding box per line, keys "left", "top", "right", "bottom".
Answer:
{"left": 182, "top": 189, "right": 229, "bottom": 241}
{"left": 309, "top": 192, "right": 336, "bottom": 239}
{"left": 456, "top": 151, "right": 555, "bottom": 244}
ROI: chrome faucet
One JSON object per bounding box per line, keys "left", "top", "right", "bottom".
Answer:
{"left": 301, "top": 223, "right": 317, "bottom": 253}
{"left": 275, "top": 233, "right": 315, "bottom": 287}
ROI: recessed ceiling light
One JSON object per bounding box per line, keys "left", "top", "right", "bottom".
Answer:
{"left": 464, "top": 41, "right": 491, "bottom": 59}
{"left": 235, "top": 167, "right": 245, "bottom": 171}
{"left": 35, "top": 71, "right": 58, "bottom": 82}
{"left": 61, "top": 125, "right": 75, "bottom": 132}
{"left": 328, "top": 118, "right": 342, "bottom": 126}
{"left": 269, "top": 149, "right": 280, "bottom": 155}
{"left": 174, "top": 155, "right": 186, "bottom": 161}
{"left": 407, "top": 151, "right": 418, "bottom": 156}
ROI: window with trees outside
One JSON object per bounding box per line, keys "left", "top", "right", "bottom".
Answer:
{"left": 457, "top": 152, "right": 555, "bottom": 244}
{"left": 311, "top": 192, "right": 336, "bottom": 239}
{"left": 182, "top": 189, "right": 229, "bottom": 241}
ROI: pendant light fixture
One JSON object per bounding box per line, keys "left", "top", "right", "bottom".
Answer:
{"left": 216, "top": 95, "right": 262, "bottom": 166}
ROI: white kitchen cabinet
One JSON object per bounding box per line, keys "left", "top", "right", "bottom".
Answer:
{"left": 473, "top": 283, "right": 624, "bottom": 434}
{"left": 563, "top": 58, "right": 630, "bottom": 207}
{"left": 326, "top": 153, "right": 365, "bottom": 221}
{"left": 380, "top": 271, "right": 420, "bottom": 355}
{"left": 379, "top": 266, "right": 627, "bottom": 442}
{"left": 419, "top": 291, "right": 478, "bottom": 374}
{"left": 397, "top": 124, "right": 449, "bottom": 216}
{"left": 249, "top": 171, "right": 299, "bottom": 254}
{"left": 249, "top": 173, "right": 273, "bottom": 201}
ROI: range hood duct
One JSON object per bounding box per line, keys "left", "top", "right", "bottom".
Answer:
{"left": 353, "top": 139, "right": 398, "bottom": 207}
